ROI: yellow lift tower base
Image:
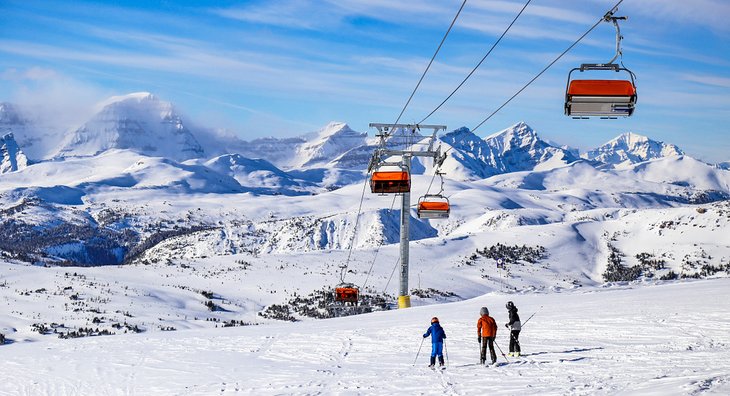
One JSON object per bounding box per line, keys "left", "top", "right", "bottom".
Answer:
{"left": 398, "top": 295, "right": 411, "bottom": 309}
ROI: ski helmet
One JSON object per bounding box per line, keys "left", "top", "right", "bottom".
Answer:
{"left": 479, "top": 307, "right": 489, "bottom": 316}
{"left": 506, "top": 301, "right": 514, "bottom": 310}
{"left": 431, "top": 317, "right": 439, "bottom": 323}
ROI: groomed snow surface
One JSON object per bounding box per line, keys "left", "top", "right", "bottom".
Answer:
{"left": 2, "top": 278, "right": 729, "bottom": 395}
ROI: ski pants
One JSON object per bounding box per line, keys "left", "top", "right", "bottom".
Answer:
{"left": 431, "top": 341, "right": 444, "bottom": 358}
{"left": 480, "top": 336, "right": 496, "bottom": 364}
{"left": 509, "top": 330, "right": 521, "bottom": 353}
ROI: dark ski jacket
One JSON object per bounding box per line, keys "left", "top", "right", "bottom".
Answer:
{"left": 507, "top": 307, "right": 521, "bottom": 331}
{"left": 423, "top": 323, "right": 447, "bottom": 343}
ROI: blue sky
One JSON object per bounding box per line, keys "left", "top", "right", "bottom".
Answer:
{"left": 1, "top": 0, "right": 729, "bottom": 162}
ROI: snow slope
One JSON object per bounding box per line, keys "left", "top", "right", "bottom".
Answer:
{"left": 1, "top": 277, "right": 728, "bottom": 395}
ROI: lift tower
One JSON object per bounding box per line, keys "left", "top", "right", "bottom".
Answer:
{"left": 368, "top": 123, "right": 447, "bottom": 309}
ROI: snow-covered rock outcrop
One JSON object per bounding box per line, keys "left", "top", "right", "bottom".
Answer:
{"left": 0, "top": 133, "right": 28, "bottom": 173}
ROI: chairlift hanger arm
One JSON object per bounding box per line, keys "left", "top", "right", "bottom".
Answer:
{"left": 602, "top": 9, "right": 627, "bottom": 65}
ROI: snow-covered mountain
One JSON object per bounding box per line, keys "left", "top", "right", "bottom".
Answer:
{"left": 484, "top": 122, "right": 580, "bottom": 172}
{"left": 294, "top": 122, "right": 368, "bottom": 168}
{"left": 55, "top": 92, "right": 205, "bottom": 161}
{"left": 0, "top": 133, "right": 28, "bottom": 173}
{"left": 203, "top": 153, "right": 323, "bottom": 195}
{"left": 584, "top": 132, "right": 683, "bottom": 169}
{"left": 228, "top": 122, "right": 368, "bottom": 171}
{"left": 436, "top": 123, "right": 579, "bottom": 181}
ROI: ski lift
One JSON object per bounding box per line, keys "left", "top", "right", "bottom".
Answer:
{"left": 564, "top": 11, "right": 637, "bottom": 119}
{"left": 417, "top": 171, "right": 449, "bottom": 219}
{"left": 370, "top": 163, "right": 410, "bottom": 194}
{"left": 417, "top": 195, "right": 450, "bottom": 219}
{"left": 334, "top": 283, "right": 359, "bottom": 305}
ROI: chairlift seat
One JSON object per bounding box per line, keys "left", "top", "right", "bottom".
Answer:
{"left": 566, "top": 79, "right": 636, "bottom": 117}
{"left": 335, "top": 285, "right": 359, "bottom": 304}
{"left": 417, "top": 197, "right": 450, "bottom": 219}
{"left": 371, "top": 171, "right": 410, "bottom": 194}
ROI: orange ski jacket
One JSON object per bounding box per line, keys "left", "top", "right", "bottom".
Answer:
{"left": 477, "top": 314, "right": 497, "bottom": 337}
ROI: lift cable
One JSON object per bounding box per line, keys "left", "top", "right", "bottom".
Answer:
{"left": 471, "top": 0, "right": 626, "bottom": 133}
{"left": 358, "top": 190, "right": 399, "bottom": 292}
{"left": 338, "top": 0, "right": 466, "bottom": 286}
{"left": 388, "top": 0, "right": 468, "bottom": 131}
{"left": 419, "top": 0, "right": 533, "bottom": 125}
{"left": 339, "top": 0, "right": 468, "bottom": 293}
{"left": 339, "top": 175, "right": 371, "bottom": 283}
{"left": 383, "top": 257, "right": 401, "bottom": 294}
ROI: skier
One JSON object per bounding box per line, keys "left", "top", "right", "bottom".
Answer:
{"left": 505, "top": 301, "right": 522, "bottom": 357}
{"left": 477, "top": 307, "right": 497, "bottom": 365}
{"left": 423, "top": 317, "right": 447, "bottom": 368}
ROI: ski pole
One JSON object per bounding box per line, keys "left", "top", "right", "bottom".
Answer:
{"left": 494, "top": 339, "right": 509, "bottom": 363}
{"left": 413, "top": 337, "right": 425, "bottom": 366}
{"left": 521, "top": 305, "right": 543, "bottom": 328}
{"left": 444, "top": 340, "right": 449, "bottom": 366}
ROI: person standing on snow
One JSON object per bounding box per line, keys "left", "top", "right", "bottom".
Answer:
{"left": 505, "top": 301, "right": 522, "bottom": 357}
{"left": 477, "top": 307, "right": 497, "bottom": 365}
{"left": 423, "top": 317, "right": 447, "bottom": 368}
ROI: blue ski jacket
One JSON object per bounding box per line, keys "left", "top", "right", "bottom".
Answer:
{"left": 423, "top": 323, "right": 447, "bottom": 343}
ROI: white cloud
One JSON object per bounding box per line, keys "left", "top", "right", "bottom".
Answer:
{"left": 681, "top": 73, "right": 730, "bottom": 89}
{"left": 1, "top": 66, "right": 57, "bottom": 81}
{"left": 6, "top": 68, "right": 108, "bottom": 130}
{"left": 624, "top": 0, "right": 730, "bottom": 34}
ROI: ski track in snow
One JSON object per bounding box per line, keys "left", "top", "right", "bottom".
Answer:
{"left": 1, "top": 279, "right": 729, "bottom": 395}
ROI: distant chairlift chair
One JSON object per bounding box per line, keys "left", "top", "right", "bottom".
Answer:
{"left": 417, "top": 195, "right": 450, "bottom": 219}
{"left": 334, "top": 283, "right": 359, "bottom": 305}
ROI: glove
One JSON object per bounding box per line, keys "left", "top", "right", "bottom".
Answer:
{"left": 477, "top": 336, "right": 481, "bottom": 343}
{"left": 423, "top": 334, "right": 427, "bottom": 338}
{"left": 505, "top": 323, "right": 509, "bottom": 328}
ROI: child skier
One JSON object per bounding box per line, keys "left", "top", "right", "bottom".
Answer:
{"left": 477, "top": 307, "right": 497, "bottom": 365}
{"left": 423, "top": 317, "right": 447, "bottom": 368}
{"left": 505, "top": 301, "right": 522, "bottom": 357}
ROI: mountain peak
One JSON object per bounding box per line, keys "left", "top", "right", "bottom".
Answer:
{"left": 613, "top": 132, "right": 649, "bottom": 146}
{"left": 56, "top": 93, "right": 204, "bottom": 161}
{"left": 315, "top": 122, "right": 355, "bottom": 139}
{"left": 293, "top": 122, "right": 367, "bottom": 168}
{"left": 97, "top": 92, "right": 157, "bottom": 109}
{"left": 487, "top": 121, "right": 532, "bottom": 136}
{"left": 585, "top": 132, "right": 683, "bottom": 169}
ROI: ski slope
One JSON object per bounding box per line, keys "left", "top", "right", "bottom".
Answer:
{"left": 2, "top": 278, "right": 729, "bottom": 395}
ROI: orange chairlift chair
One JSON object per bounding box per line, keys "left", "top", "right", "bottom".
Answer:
{"left": 564, "top": 12, "right": 637, "bottom": 119}
{"left": 334, "top": 283, "right": 359, "bottom": 304}
{"left": 565, "top": 65, "right": 637, "bottom": 118}
{"left": 370, "top": 164, "right": 410, "bottom": 194}
{"left": 417, "top": 194, "right": 450, "bottom": 219}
